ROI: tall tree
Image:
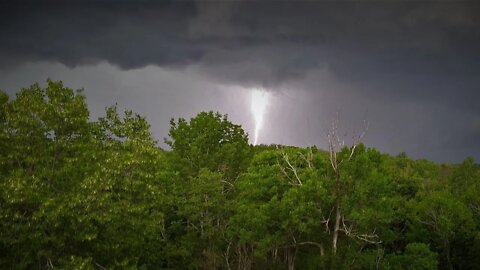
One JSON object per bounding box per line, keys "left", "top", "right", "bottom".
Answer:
{"left": 164, "top": 112, "right": 251, "bottom": 269}
{"left": 0, "top": 80, "right": 94, "bottom": 268}
{"left": 166, "top": 111, "right": 251, "bottom": 183}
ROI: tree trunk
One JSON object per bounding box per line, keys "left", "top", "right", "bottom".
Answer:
{"left": 332, "top": 171, "right": 341, "bottom": 255}
{"left": 287, "top": 248, "right": 296, "bottom": 270}
{"left": 444, "top": 240, "right": 453, "bottom": 270}
{"left": 237, "top": 244, "right": 252, "bottom": 270}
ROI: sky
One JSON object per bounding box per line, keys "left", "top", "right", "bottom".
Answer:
{"left": 1, "top": 1, "right": 479, "bottom": 163}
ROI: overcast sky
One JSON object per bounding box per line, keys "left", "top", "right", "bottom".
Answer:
{"left": 1, "top": 1, "right": 479, "bottom": 163}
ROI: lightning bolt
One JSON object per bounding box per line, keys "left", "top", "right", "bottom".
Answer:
{"left": 250, "top": 89, "right": 269, "bottom": 145}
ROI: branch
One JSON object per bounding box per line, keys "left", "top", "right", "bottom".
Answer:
{"left": 281, "top": 152, "right": 302, "bottom": 186}
{"left": 278, "top": 161, "right": 299, "bottom": 186}
{"left": 299, "top": 147, "right": 314, "bottom": 169}
{"left": 321, "top": 205, "right": 335, "bottom": 233}
{"left": 348, "top": 120, "right": 369, "bottom": 161}
{"left": 221, "top": 180, "right": 235, "bottom": 192}
{"left": 95, "top": 262, "right": 107, "bottom": 270}
{"left": 348, "top": 144, "right": 358, "bottom": 161}
{"left": 224, "top": 240, "right": 231, "bottom": 270}
{"left": 341, "top": 216, "right": 381, "bottom": 244}
{"left": 355, "top": 231, "right": 382, "bottom": 244}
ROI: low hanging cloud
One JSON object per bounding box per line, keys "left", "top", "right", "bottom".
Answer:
{"left": 1, "top": 1, "right": 479, "bottom": 162}
{"left": 2, "top": 1, "right": 479, "bottom": 82}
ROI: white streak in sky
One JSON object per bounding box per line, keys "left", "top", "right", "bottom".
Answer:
{"left": 250, "top": 89, "right": 269, "bottom": 145}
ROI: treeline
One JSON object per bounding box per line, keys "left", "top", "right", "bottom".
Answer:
{"left": 0, "top": 80, "right": 479, "bottom": 270}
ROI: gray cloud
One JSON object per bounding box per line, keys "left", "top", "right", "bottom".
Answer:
{"left": 1, "top": 1, "right": 479, "bottom": 162}
{"left": 2, "top": 2, "right": 478, "bottom": 79}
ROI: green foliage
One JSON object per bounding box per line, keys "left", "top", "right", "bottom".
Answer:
{"left": 166, "top": 111, "right": 251, "bottom": 182}
{"left": 0, "top": 80, "right": 94, "bottom": 268}
{"left": 1, "top": 80, "right": 479, "bottom": 269}
{"left": 385, "top": 243, "right": 438, "bottom": 270}
{"left": 0, "top": 80, "right": 165, "bottom": 269}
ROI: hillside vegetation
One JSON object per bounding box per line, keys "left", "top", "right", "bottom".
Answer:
{"left": 1, "top": 80, "right": 479, "bottom": 269}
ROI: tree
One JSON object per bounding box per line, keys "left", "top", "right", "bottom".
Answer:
{"left": 230, "top": 147, "right": 330, "bottom": 270}
{"left": 325, "top": 118, "right": 385, "bottom": 258}
{"left": 1, "top": 79, "right": 478, "bottom": 270}
{"left": 69, "top": 105, "right": 166, "bottom": 268}
{"left": 0, "top": 80, "right": 167, "bottom": 269}
{"left": 164, "top": 112, "right": 251, "bottom": 269}
{"left": 408, "top": 191, "right": 474, "bottom": 270}
{"left": 165, "top": 111, "right": 251, "bottom": 183}
{"left": 446, "top": 157, "right": 480, "bottom": 269}
{"left": 384, "top": 243, "right": 438, "bottom": 270}
{"left": 0, "top": 80, "right": 94, "bottom": 268}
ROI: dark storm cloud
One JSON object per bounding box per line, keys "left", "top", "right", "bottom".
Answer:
{"left": 2, "top": 1, "right": 479, "bottom": 80}
{"left": 2, "top": 2, "right": 479, "bottom": 102}
{"left": 1, "top": 1, "right": 479, "bottom": 162}
{"left": 0, "top": 2, "right": 202, "bottom": 68}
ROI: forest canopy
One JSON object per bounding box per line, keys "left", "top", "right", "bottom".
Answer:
{"left": 1, "top": 80, "right": 479, "bottom": 269}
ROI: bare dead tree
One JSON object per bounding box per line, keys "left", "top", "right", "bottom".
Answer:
{"left": 273, "top": 116, "right": 376, "bottom": 267}
{"left": 327, "top": 116, "right": 373, "bottom": 255}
